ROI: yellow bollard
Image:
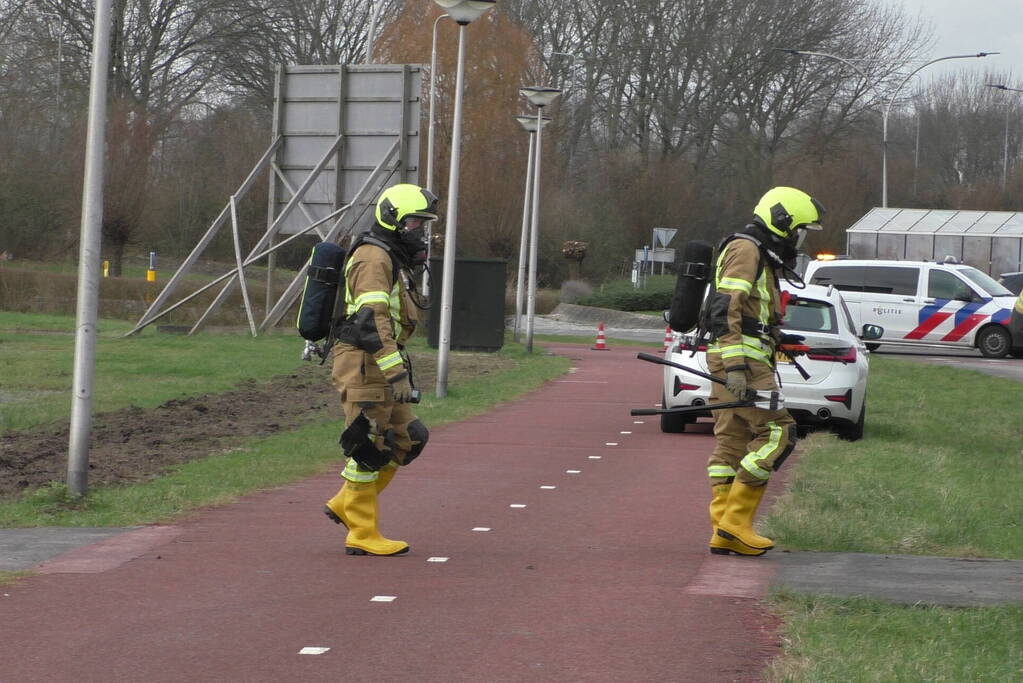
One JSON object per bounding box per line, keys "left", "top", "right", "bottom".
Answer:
{"left": 146, "top": 269, "right": 156, "bottom": 282}
{"left": 102, "top": 260, "right": 109, "bottom": 278}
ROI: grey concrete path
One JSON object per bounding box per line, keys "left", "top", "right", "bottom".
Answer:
{"left": 773, "top": 551, "right": 1023, "bottom": 607}
{"left": 0, "top": 527, "right": 131, "bottom": 571}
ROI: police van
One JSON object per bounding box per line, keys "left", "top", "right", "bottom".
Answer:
{"left": 803, "top": 258, "right": 1019, "bottom": 358}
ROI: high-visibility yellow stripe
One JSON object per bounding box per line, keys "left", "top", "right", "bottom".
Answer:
{"left": 713, "top": 342, "right": 772, "bottom": 364}
{"left": 741, "top": 422, "right": 783, "bottom": 480}
{"left": 352, "top": 291, "right": 390, "bottom": 308}
{"left": 756, "top": 268, "right": 770, "bottom": 326}
{"left": 708, "top": 465, "right": 737, "bottom": 478}
{"left": 718, "top": 277, "right": 752, "bottom": 293}
{"left": 377, "top": 351, "right": 403, "bottom": 371}
{"left": 342, "top": 459, "right": 378, "bottom": 483}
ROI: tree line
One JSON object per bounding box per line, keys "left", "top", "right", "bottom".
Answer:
{"left": 0, "top": 0, "right": 1020, "bottom": 283}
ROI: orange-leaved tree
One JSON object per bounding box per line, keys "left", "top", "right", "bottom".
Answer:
{"left": 375, "top": 4, "right": 549, "bottom": 261}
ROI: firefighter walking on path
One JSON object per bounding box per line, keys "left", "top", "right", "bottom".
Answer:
{"left": 323, "top": 183, "right": 438, "bottom": 556}
{"left": 704, "top": 187, "right": 825, "bottom": 556}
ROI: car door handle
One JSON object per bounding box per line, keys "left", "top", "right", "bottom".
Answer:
{"left": 902, "top": 298, "right": 916, "bottom": 302}
{"left": 923, "top": 299, "right": 936, "bottom": 304}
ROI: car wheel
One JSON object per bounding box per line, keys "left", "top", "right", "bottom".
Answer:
{"left": 865, "top": 343, "right": 881, "bottom": 352}
{"left": 835, "top": 404, "right": 865, "bottom": 442}
{"left": 977, "top": 326, "right": 1011, "bottom": 358}
{"left": 659, "top": 392, "right": 695, "bottom": 433}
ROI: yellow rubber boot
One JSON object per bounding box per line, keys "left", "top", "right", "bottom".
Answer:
{"left": 375, "top": 466, "right": 398, "bottom": 494}
{"left": 706, "top": 483, "right": 756, "bottom": 555}
{"left": 323, "top": 483, "right": 351, "bottom": 530}
{"left": 716, "top": 481, "right": 774, "bottom": 552}
{"left": 324, "top": 466, "right": 397, "bottom": 529}
{"left": 341, "top": 481, "right": 409, "bottom": 556}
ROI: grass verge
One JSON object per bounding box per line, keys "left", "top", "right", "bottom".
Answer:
{"left": 0, "top": 336, "right": 569, "bottom": 527}
{"left": 764, "top": 356, "right": 1023, "bottom": 559}
{"left": 766, "top": 591, "right": 1023, "bottom": 682}
{"left": 0, "top": 570, "right": 33, "bottom": 586}
{"left": 1, "top": 312, "right": 325, "bottom": 432}
{"left": 764, "top": 356, "right": 1023, "bottom": 680}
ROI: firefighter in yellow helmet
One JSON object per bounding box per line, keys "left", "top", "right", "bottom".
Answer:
{"left": 704, "top": 186, "right": 824, "bottom": 556}
{"left": 323, "top": 183, "right": 438, "bottom": 556}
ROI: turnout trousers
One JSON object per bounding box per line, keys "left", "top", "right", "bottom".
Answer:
{"left": 705, "top": 353, "right": 797, "bottom": 487}
{"left": 331, "top": 345, "right": 427, "bottom": 482}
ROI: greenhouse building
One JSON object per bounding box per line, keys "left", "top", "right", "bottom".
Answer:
{"left": 845, "top": 208, "right": 1023, "bottom": 276}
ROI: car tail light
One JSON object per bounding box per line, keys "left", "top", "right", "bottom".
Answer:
{"left": 673, "top": 376, "right": 700, "bottom": 396}
{"left": 824, "top": 389, "right": 853, "bottom": 409}
{"left": 807, "top": 346, "right": 856, "bottom": 363}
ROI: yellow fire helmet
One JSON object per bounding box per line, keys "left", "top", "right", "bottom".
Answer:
{"left": 374, "top": 183, "right": 439, "bottom": 231}
{"left": 753, "top": 186, "right": 825, "bottom": 238}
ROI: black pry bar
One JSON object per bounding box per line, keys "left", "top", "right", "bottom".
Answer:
{"left": 635, "top": 352, "right": 785, "bottom": 409}
{"left": 636, "top": 352, "right": 725, "bottom": 386}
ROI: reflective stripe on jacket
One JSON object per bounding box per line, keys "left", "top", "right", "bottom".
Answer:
{"left": 707, "top": 237, "right": 780, "bottom": 368}
{"left": 342, "top": 242, "right": 417, "bottom": 375}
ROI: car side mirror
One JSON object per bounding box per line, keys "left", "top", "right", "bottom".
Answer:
{"left": 662, "top": 310, "right": 671, "bottom": 325}
{"left": 861, "top": 324, "right": 883, "bottom": 341}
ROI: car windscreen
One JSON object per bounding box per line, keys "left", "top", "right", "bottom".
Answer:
{"left": 782, "top": 298, "right": 837, "bottom": 334}
{"left": 959, "top": 267, "right": 1013, "bottom": 297}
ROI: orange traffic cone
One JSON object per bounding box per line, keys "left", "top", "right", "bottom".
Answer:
{"left": 592, "top": 322, "right": 610, "bottom": 350}
{"left": 663, "top": 326, "right": 673, "bottom": 351}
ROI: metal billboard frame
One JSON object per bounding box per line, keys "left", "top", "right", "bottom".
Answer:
{"left": 127, "top": 64, "right": 423, "bottom": 337}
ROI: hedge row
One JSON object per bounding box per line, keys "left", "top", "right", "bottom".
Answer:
{"left": 577, "top": 275, "right": 675, "bottom": 311}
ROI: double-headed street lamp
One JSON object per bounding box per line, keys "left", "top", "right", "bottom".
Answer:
{"left": 776, "top": 48, "right": 996, "bottom": 207}
{"left": 513, "top": 113, "right": 550, "bottom": 343}
{"left": 519, "top": 86, "right": 561, "bottom": 353}
{"left": 986, "top": 83, "right": 1023, "bottom": 191}
{"left": 433, "top": 0, "right": 497, "bottom": 398}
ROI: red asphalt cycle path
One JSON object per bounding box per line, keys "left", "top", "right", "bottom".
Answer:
{"left": 1, "top": 343, "right": 783, "bottom": 682}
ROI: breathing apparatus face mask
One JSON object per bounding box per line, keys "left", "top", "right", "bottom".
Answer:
{"left": 399, "top": 220, "right": 430, "bottom": 266}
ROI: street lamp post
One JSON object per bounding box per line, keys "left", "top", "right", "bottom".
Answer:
{"left": 986, "top": 84, "right": 1023, "bottom": 191}
{"left": 432, "top": 0, "right": 497, "bottom": 398}
{"left": 513, "top": 114, "right": 550, "bottom": 343}
{"left": 365, "top": 0, "right": 386, "bottom": 63}
{"left": 423, "top": 12, "right": 451, "bottom": 297}
{"left": 775, "top": 48, "right": 996, "bottom": 207}
{"left": 519, "top": 86, "right": 561, "bottom": 353}
{"left": 882, "top": 54, "right": 995, "bottom": 207}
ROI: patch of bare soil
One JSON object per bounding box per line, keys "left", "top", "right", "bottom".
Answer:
{"left": 0, "top": 351, "right": 513, "bottom": 501}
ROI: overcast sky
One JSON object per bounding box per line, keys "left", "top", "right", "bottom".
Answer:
{"left": 890, "top": 0, "right": 1023, "bottom": 84}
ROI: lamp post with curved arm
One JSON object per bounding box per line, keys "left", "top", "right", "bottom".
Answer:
{"left": 882, "top": 54, "right": 996, "bottom": 207}
{"left": 776, "top": 48, "right": 996, "bottom": 207}
{"left": 986, "top": 83, "right": 1023, "bottom": 191}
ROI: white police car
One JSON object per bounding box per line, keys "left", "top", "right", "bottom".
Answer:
{"left": 805, "top": 258, "right": 1017, "bottom": 358}
{"left": 660, "top": 283, "right": 877, "bottom": 441}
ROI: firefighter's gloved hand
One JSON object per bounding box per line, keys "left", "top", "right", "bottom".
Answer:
{"left": 725, "top": 369, "right": 754, "bottom": 401}
{"left": 778, "top": 333, "right": 806, "bottom": 346}
{"left": 388, "top": 372, "right": 414, "bottom": 404}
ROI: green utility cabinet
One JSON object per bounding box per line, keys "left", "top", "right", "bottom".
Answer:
{"left": 426, "top": 257, "right": 506, "bottom": 352}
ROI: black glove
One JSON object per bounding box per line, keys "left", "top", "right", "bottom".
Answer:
{"left": 778, "top": 333, "right": 806, "bottom": 346}
{"left": 725, "top": 369, "right": 755, "bottom": 401}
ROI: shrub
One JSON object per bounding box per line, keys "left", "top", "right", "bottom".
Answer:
{"left": 559, "top": 279, "right": 593, "bottom": 304}
{"left": 578, "top": 275, "right": 675, "bottom": 311}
